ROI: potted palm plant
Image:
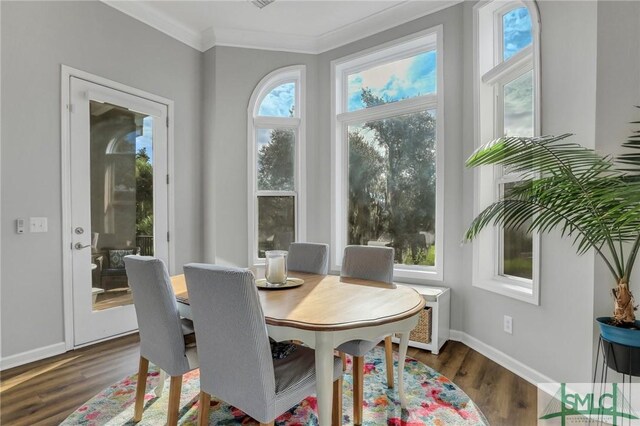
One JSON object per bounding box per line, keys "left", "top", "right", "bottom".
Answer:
{"left": 465, "top": 109, "right": 640, "bottom": 347}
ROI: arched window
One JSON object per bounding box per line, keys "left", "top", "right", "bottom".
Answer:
{"left": 473, "top": 1, "right": 541, "bottom": 304}
{"left": 247, "top": 65, "right": 306, "bottom": 265}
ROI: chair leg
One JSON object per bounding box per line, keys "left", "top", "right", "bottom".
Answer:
{"left": 155, "top": 369, "right": 167, "bottom": 397}
{"left": 332, "top": 377, "right": 343, "bottom": 425}
{"left": 340, "top": 352, "right": 347, "bottom": 372}
{"left": 198, "top": 391, "right": 211, "bottom": 426}
{"left": 133, "top": 356, "right": 149, "bottom": 422}
{"left": 167, "top": 375, "right": 183, "bottom": 426}
{"left": 384, "top": 336, "right": 394, "bottom": 389}
{"left": 353, "top": 356, "right": 364, "bottom": 425}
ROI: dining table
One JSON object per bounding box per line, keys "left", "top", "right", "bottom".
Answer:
{"left": 171, "top": 271, "right": 425, "bottom": 426}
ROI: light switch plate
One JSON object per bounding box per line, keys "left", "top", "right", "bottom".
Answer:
{"left": 30, "top": 217, "right": 48, "bottom": 233}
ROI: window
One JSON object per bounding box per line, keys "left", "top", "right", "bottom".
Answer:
{"left": 473, "top": 1, "right": 540, "bottom": 303}
{"left": 248, "top": 66, "right": 306, "bottom": 265}
{"left": 332, "top": 27, "right": 444, "bottom": 281}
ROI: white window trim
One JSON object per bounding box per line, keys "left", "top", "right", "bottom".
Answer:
{"left": 472, "top": 0, "right": 541, "bottom": 304}
{"left": 247, "top": 65, "right": 307, "bottom": 267}
{"left": 331, "top": 25, "right": 445, "bottom": 282}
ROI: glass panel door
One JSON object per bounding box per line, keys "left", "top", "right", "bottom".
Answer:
{"left": 70, "top": 77, "right": 168, "bottom": 346}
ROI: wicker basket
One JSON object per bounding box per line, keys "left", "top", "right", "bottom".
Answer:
{"left": 401, "top": 307, "right": 432, "bottom": 344}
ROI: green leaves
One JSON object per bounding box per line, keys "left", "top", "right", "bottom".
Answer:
{"left": 465, "top": 133, "right": 640, "bottom": 282}
{"left": 257, "top": 128, "right": 295, "bottom": 191}
{"left": 466, "top": 134, "right": 613, "bottom": 180}
{"left": 618, "top": 106, "right": 640, "bottom": 172}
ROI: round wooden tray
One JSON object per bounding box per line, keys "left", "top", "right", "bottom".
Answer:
{"left": 255, "top": 277, "right": 304, "bottom": 289}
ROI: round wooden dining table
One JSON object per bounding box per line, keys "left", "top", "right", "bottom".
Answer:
{"left": 171, "top": 272, "right": 425, "bottom": 426}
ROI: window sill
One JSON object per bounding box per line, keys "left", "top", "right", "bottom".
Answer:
{"left": 330, "top": 264, "right": 443, "bottom": 283}
{"left": 472, "top": 276, "right": 539, "bottom": 305}
{"left": 394, "top": 266, "right": 443, "bottom": 282}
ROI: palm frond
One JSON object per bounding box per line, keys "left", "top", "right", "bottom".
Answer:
{"left": 618, "top": 106, "right": 640, "bottom": 172}
{"left": 465, "top": 133, "right": 640, "bottom": 281}
{"left": 466, "top": 134, "right": 615, "bottom": 181}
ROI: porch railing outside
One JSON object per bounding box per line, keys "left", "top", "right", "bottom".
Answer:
{"left": 136, "top": 235, "right": 154, "bottom": 256}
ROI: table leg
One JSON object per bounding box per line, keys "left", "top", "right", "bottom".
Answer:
{"left": 314, "top": 332, "right": 334, "bottom": 426}
{"left": 397, "top": 332, "right": 409, "bottom": 408}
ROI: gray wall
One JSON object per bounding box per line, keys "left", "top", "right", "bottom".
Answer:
{"left": 593, "top": 0, "right": 640, "bottom": 349}
{"left": 316, "top": 4, "right": 466, "bottom": 326}
{"left": 203, "top": 4, "right": 466, "bottom": 329}
{"left": 205, "top": 2, "right": 603, "bottom": 382}
{"left": 1, "top": 1, "right": 203, "bottom": 358}
{"left": 202, "top": 1, "right": 601, "bottom": 383}
{"left": 461, "top": 1, "right": 600, "bottom": 382}
{"left": 3, "top": 0, "right": 639, "bottom": 385}
{"left": 203, "top": 46, "right": 317, "bottom": 267}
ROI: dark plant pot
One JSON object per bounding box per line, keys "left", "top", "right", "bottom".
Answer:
{"left": 596, "top": 317, "right": 640, "bottom": 348}
{"left": 600, "top": 338, "right": 640, "bottom": 376}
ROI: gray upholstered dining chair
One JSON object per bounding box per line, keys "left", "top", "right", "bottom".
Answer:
{"left": 124, "top": 256, "right": 198, "bottom": 426}
{"left": 287, "top": 242, "right": 330, "bottom": 275}
{"left": 338, "top": 245, "right": 395, "bottom": 425}
{"left": 183, "top": 263, "right": 344, "bottom": 426}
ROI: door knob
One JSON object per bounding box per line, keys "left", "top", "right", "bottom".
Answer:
{"left": 74, "top": 242, "right": 91, "bottom": 250}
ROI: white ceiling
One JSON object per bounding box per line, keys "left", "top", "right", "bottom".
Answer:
{"left": 102, "top": 0, "right": 461, "bottom": 53}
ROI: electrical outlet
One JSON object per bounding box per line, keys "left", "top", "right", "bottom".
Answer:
{"left": 504, "top": 315, "right": 513, "bottom": 334}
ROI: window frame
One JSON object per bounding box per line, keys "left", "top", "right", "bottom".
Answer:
{"left": 331, "top": 25, "right": 445, "bottom": 281}
{"left": 473, "top": 0, "right": 541, "bottom": 304}
{"left": 247, "top": 65, "right": 306, "bottom": 266}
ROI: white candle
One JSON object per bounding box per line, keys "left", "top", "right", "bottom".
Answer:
{"left": 267, "top": 254, "right": 287, "bottom": 284}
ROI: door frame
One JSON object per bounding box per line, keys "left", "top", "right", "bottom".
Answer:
{"left": 61, "top": 65, "right": 175, "bottom": 350}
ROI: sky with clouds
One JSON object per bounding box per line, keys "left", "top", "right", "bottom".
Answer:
{"left": 347, "top": 50, "right": 437, "bottom": 112}
{"left": 259, "top": 82, "right": 295, "bottom": 117}
{"left": 256, "top": 128, "right": 275, "bottom": 149}
{"left": 504, "top": 70, "right": 533, "bottom": 137}
{"left": 502, "top": 7, "right": 533, "bottom": 136}
{"left": 134, "top": 116, "right": 154, "bottom": 162}
{"left": 254, "top": 9, "right": 530, "bottom": 136}
{"left": 503, "top": 7, "right": 532, "bottom": 60}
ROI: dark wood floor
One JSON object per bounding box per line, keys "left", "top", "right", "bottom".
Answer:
{"left": 0, "top": 335, "right": 537, "bottom": 425}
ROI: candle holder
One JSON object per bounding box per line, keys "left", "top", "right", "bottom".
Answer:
{"left": 265, "top": 250, "right": 288, "bottom": 285}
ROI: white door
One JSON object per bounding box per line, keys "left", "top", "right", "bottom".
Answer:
{"left": 69, "top": 77, "right": 169, "bottom": 346}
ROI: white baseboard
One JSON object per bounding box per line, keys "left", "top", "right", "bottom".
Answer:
{"left": 0, "top": 342, "right": 67, "bottom": 371}
{"left": 450, "top": 329, "right": 555, "bottom": 386}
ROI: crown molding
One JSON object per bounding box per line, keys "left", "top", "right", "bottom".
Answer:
{"left": 201, "top": 27, "right": 217, "bottom": 52}
{"left": 101, "top": 0, "right": 204, "bottom": 51}
{"left": 209, "top": 27, "right": 320, "bottom": 54}
{"left": 102, "top": 0, "right": 463, "bottom": 54}
{"left": 314, "top": 0, "right": 461, "bottom": 54}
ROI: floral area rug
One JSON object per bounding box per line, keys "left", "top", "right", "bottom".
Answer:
{"left": 62, "top": 346, "right": 488, "bottom": 425}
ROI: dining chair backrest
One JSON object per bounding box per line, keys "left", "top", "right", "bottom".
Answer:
{"left": 341, "top": 245, "right": 395, "bottom": 284}
{"left": 287, "top": 242, "right": 330, "bottom": 275}
{"left": 183, "top": 263, "right": 276, "bottom": 415}
{"left": 124, "top": 256, "right": 190, "bottom": 376}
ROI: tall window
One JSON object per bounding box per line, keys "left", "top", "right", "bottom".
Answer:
{"left": 248, "top": 66, "right": 306, "bottom": 265}
{"left": 473, "top": 1, "right": 540, "bottom": 303}
{"left": 332, "top": 27, "right": 444, "bottom": 281}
